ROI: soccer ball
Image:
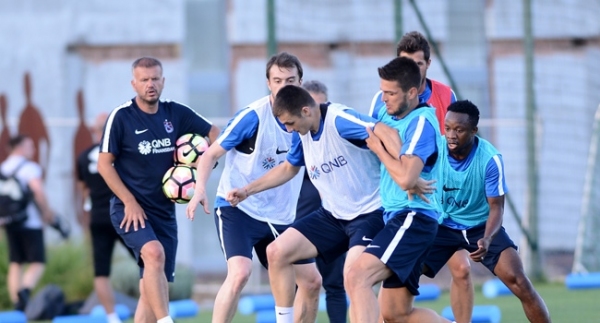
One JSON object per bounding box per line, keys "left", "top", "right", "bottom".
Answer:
{"left": 174, "top": 133, "right": 210, "bottom": 165}
{"left": 162, "top": 165, "right": 197, "bottom": 204}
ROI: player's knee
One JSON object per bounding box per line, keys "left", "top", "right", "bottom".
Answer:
{"left": 226, "top": 262, "right": 252, "bottom": 290}
{"left": 266, "top": 240, "right": 289, "bottom": 265}
{"left": 344, "top": 266, "right": 365, "bottom": 292}
{"left": 381, "top": 305, "right": 410, "bottom": 323}
{"left": 450, "top": 260, "right": 471, "bottom": 281}
{"left": 140, "top": 241, "right": 165, "bottom": 265}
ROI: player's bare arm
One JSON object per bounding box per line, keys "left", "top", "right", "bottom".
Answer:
{"left": 226, "top": 160, "right": 301, "bottom": 207}
{"left": 29, "top": 177, "right": 54, "bottom": 223}
{"left": 372, "top": 122, "right": 402, "bottom": 159}
{"left": 365, "top": 127, "right": 425, "bottom": 190}
{"left": 97, "top": 151, "right": 146, "bottom": 232}
{"left": 76, "top": 180, "right": 91, "bottom": 227}
{"left": 471, "top": 195, "right": 505, "bottom": 262}
{"left": 206, "top": 124, "right": 221, "bottom": 146}
{"left": 186, "top": 141, "right": 227, "bottom": 218}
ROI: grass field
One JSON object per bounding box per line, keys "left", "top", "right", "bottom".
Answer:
{"left": 103, "top": 282, "right": 597, "bottom": 323}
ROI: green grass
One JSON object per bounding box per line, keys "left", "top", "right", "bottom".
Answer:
{"left": 110, "top": 282, "right": 597, "bottom": 323}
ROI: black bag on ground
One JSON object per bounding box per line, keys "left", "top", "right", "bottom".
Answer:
{"left": 0, "top": 161, "right": 32, "bottom": 226}
{"left": 24, "top": 284, "right": 66, "bottom": 320}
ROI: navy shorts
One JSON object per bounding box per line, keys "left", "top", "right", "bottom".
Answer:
{"left": 214, "top": 206, "right": 313, "bottom": 269}
{"left": 422, "top": 224, "right": 518, "bottom": 277}
{"left": 364, "top": 210, "right": 439, "bottom": 295}
{"left": 292, "top": 207, "right": 384, "bottom": 263}
{"left": 110, "top": 203, "right": 177, "bottom": 282}
{"left": 4, "top": 225, "right": 45, "bottom": 264}
{"left": 90, "top": 221, "right": 136, "bottom": 277}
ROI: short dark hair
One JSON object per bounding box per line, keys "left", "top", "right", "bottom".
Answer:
{"left": 8, "top": 134, "right": 29, "bottom": 150}
{"left": 266, "top": 52, "right": 303, "bottom": 80}
{"left": 302, "top": 80, "right": 328, "bottom": 99}
{"left": 378, "top": 57, "right": 421, "bottom": 93}
{"left": 396, "top": 31, "right": 431, "bottom": 60}
{"left": 132, "top": 57, "right": 163, "bottom": 70}
{"left": 273, "top": 85, "right": 316, "bottom": 118}
{"left": 447, "top": 100, "right": 480, "bottom": 128}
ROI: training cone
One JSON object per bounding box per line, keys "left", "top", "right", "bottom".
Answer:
{"left": 53, "top": 314, "right": 107, "bottom": 323}
{"left": 256, "top": 309, "right": 276, "bottom": 323}
{"left": 442, "top": 305, "right": 501, "bottom": 323}
{"left": 238, "top": 294, "right": 276, "bottom": 315}
{"left": 89, "top": 303, "right": 132, "bottom": 320}
{"left": 414, "top": 283, "right": 442, "bottom": 301}
{"left": 565, "top": 272, "right": 600, "bottom": 290}
{"left": 169, "top": 299, "right": 200, "bottom": 318}
{"left": 0, "top": 310, "right": 26, "bottom": 323}
{"left": 482, "top": 278, "right": 511, "bottom": 298}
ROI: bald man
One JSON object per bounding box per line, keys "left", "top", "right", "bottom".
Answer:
{"left": 76, "top": 113, "right": 134, "bottom": 323}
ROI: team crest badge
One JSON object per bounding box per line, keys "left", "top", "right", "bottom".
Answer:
{"left": 164, "top": 119, "right": 174, "bottom": 133}
{"left": 262, "top": 157, "right": 276, "bottom": 170}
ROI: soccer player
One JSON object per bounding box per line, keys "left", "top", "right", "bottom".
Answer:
{"left": 370, "top": 30, "right": 457, "bottom": 132}
{"left": 77, "top": 112, "right": 135, "bottom": 323}
{"left": 345, "top": 57, "right": 449, "bottom": 323}
{"left": 186, "top": 52, "right": 321, "bottom": 323}
{"left": 370, "top": 30, "right": 472, "bottom": 322}
{"left": 300, "top": 80, "right": 347, "bottom": 323}
{"left": 226, "top": 85, "right": 399, "bottom": 323}
{"left": 98, "top": 57, "right": 220, "bottom": 323}
{"left": 422, "top": 100, "right": 551, "bottom": 323}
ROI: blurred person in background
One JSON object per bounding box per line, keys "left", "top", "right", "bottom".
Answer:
{"left": 187, "top": 52, "right": 322, "bottom": 323}
{"left": 77, "top": 112, "right": 135, "bottom": 323}
{"left": 1, "top": 135, "right": 56, "bottom": 311}
{"left": 299, "top": 80, "right": 348, "bottom": 323}
{"left": 98, "top": 57, "right": 220, "bottom": 323}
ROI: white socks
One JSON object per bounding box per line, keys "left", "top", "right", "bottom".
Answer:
{"left": 275, "top": 306, "right": 294, "bottom": 323}
{"left": 106, "top": 312, "right": 122, "bottom": 323}
{"left": 157, "top": 316, "right": 174, "bottom": 323}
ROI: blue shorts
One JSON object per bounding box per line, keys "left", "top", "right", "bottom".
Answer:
{"left": 110, "top": 202, "right": 177, "bottom": 282}
{"left": 214, "top": 207, "right": 313, "bottom": 269}
{"left": 364, "top": 210, "right": 438, "bottom": 295}
{"left": 292, "top": 207, "right": 384, "bottom": 263}
{"left": 422, "top": 224, "right": 517, "bottom": 277}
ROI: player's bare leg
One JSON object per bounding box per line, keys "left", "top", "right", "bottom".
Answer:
{"left": 139, "top": 241, "right": 169, "bottom": 320}
{"left": 134, "top": 279, "right": 156, "bottom": 323}
{"left": 447, "top": 250, "right": 473, "bottom": 323}
{"left": 95, "top": 276, "right": 120, "bottom": 322}
{"left": 495, "top": 248, "right": 551, "bottom": 323}
{"left": 212, "top": 256, "right": 253, "bottom": 323}
{"left": 266, "top": 228, "right": 321, "bottom": 322}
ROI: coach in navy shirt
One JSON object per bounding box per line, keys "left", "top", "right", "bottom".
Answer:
{"left": 98, "top": 57, "right": 219, "bottom": 323}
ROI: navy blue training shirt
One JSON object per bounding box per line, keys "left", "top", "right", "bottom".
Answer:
{"left": 100, "top": 98, "right": 213, "bottom": 218}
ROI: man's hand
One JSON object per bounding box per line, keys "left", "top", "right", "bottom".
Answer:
{"left": 226, "top": 188, "right": 249, "bottom": 207}
{"left": 77, "top": 210, "right": 91, "bottom": 229}
{"left": 186, "top": 189, "right": 210, "bottom": 220}
{"left": 470, "top": 237, "right": 492, "bottom": 262}
{"left": 406, "top": 178, "right": 437, "bottom": 203}
{"left": 120, "top": 200, "right": 147, "bottom": 233}
{"left": 365, "top": 127, "right": 385, "bottom": 155}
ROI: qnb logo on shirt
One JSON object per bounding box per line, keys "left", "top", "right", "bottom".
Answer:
{"left": 313, "top": 156, "right": 348, "bottom": 175}
{"left": 138, "top": 138, "right": 174, "bottom": 155}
